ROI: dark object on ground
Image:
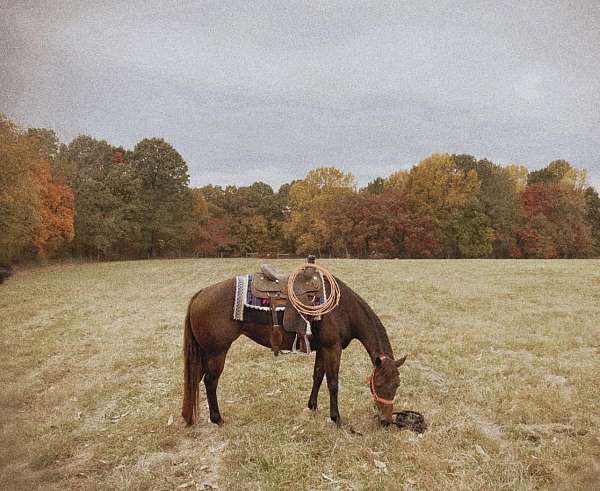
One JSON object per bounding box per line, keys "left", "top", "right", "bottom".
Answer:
{"left": 392, "top": 410, "right": 427, "bottom": 433}
{"left": 0, "top": 265, "right": 13, "bottom": 284}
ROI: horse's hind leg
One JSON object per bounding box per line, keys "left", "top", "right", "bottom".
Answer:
{"left": 322, "top": 345, "right": 342, "bottom": 425}
{"left": 203, "top": 351, "right": 228, "bottom": 425}
{"left": 308, "top": 349, "right": 324, "bottom": 410}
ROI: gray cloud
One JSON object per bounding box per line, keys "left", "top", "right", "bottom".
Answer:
{"left": 2, "top": 0, "right": 599, "bottom": 188}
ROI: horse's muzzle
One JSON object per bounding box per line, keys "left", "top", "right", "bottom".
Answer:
{"left": 376, "top": 402, "right": 394, "bottom": 426}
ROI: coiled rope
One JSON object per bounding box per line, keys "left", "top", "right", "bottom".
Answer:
{"left": 286, "top": 263, "right": 341, "bottom": 316}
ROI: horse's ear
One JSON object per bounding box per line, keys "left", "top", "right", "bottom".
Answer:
{"left": 395, "top": 354, "right": 407, "bottom": 367}
{"left": 375, "top": 356, "right": 383, "bottom": 367}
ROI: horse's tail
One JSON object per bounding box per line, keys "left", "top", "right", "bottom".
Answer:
{"left": 182, "top": 291, "right": 204, "bottom": 425}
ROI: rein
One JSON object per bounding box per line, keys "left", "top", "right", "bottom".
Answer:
{"left": 368, "top": 355, "right": 394, "bottom": 406}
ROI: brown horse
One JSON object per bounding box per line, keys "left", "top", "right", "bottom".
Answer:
{"left": 182, "top": 277, "right": 407, "bottom": 427}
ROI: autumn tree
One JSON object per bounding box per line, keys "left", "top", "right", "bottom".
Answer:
{"left": 518, "top": 182, "right": 592, "bottom": 258}
{"left": 517, "top": 160, "right": 592, "bottom": 258}
{"left": 284, "top": 167, "right": 355, "bottom": 255}
{"left": 0, "top": 117, "right": 75, "bottom": 261}
{"left": 505, "top": 164, "right": 529, "bottom": 193}
{"left": 322, "top": 189, "right": 436, "bottom": 258}
{"left": 384, "top": 169, "right": 409, "bottom": 192}
{"left": 405, "top": 154, "right": 493, "bottom": 258}
{"left": 28, "top": 132, "right": 75, "bottom": 257}
{"left": 321, "top": 192, "right": 386, "bottom": 257}
{"left": 584, "top": 187, "right": 600, "bottom": 255}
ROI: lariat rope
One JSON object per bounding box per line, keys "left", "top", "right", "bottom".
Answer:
{"left": 286, "top": 263, "right": 341, "bottom": 317}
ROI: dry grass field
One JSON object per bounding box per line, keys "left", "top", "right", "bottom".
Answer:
{"left": 1, "top": 259, "right": 599, "bottom": 490}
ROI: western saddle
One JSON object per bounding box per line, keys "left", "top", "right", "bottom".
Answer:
{"left": 250, "top": 255, "right": 323, "bottom": 355}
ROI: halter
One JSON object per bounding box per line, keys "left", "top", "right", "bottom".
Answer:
{"left": 368, "top": 355, "right": 395, "bottom": 406}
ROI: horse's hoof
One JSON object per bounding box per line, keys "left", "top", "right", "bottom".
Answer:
{"left": 210, "top": 416, "right": 224, "bottom": 426}
{"left": 308, "top": 400, "right": 317, "bottom": 411}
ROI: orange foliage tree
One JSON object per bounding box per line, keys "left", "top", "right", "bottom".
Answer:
{"left": 31, "top": 159, "right": 75, "bottom": 257}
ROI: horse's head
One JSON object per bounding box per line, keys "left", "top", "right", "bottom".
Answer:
{"left": 369, "top": 354, "right": 407, "bottom": 425}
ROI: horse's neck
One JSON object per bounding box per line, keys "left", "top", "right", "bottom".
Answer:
{"left": 345, "top": 287, "right": 394, "bottom": 364}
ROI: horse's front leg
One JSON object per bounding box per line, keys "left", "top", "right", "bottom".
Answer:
{"left": 322, "top": 345, "right": 342, "bottom": 425}
{"left": 204, "top": 351, "right": 227, "bottom": 425}
{"left": 308, "top": 349, "right": 324, "bottom": 410}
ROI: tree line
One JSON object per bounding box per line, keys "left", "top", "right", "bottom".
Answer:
{"left": 1, "top": 113, "right": 599, "bottom": 264}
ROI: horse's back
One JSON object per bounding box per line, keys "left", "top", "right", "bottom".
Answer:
{"left": 187, "top": 278, "right": 240, "bottom": 350}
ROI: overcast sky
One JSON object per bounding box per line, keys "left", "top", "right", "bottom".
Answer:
{"left": 2, "top": 1, "right": 599, "bottom": 189}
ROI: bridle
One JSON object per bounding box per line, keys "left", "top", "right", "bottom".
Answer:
{"left": 368, "top": 355, "right": 395, "bottom": 406}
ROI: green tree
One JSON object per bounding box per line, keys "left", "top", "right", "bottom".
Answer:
{"left": 363, "top": 177, "right": 385, "bottom": 194}
{"left": 61, "top": 135, "right": 131, "bottom": 258}
{"left": 129, "top": 138, "right": 190, "bottom": 257}
{"left": 452, "top": 155, "right": 522, "bottom": 257}
{"left": 528, "top": 160, "right": 587, "bottom": 189}
{"left": 0, "top": 115, "right": 41, "bottom": 262}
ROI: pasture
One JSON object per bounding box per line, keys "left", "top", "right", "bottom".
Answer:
{"left": 1, "top": 259, "right": 599, "bottom": 490}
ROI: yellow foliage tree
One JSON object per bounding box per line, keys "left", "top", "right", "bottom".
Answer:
{"left": 505, "top": 164, "right": 529, "bottom": 192}
{"left": 384, "top": 169, "right": 409, "bottom": 192}
{"left": 406, "top": 153, "right": 480, "bottom": 212}
{"left": 405, "top": 154, "right": 493, "bottom": 257}
{"left": 284, "top": 167, "right": 355, "bottom": 255}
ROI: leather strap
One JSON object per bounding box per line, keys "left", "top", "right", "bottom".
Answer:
{"left": 368, "top": 355, "right": 395, "bottom": 406}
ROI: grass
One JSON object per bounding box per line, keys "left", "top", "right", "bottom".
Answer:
{"left": 0, "top": 258, "right": 599, "bottom": 490}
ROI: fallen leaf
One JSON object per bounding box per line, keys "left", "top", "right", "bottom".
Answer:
{"left": 176, "top": 481, "right": 194, "bottom": 489}
{"left": 475, "top": 444, "right": 489, "bottom": 460}
{"left": 374, "top": 460, "right": 388, "bottom": 475}
{"left": 167, "top": 415, "right": 174, "bottom": 426}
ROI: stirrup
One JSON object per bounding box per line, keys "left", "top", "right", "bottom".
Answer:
{"left": 292, "top": 333, "right": 311, "bottom": 355}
